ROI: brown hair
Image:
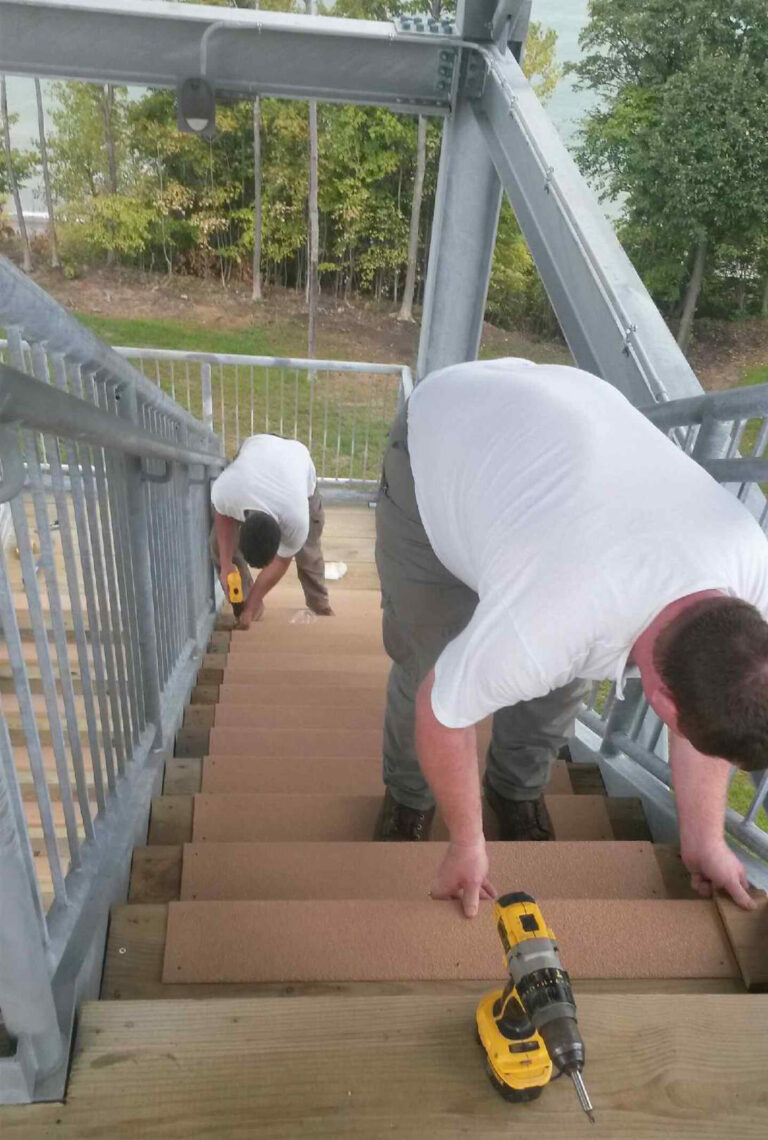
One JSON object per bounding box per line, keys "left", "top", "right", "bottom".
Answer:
{"left": 656, "top": 599, "right": 768, "bottom": 770}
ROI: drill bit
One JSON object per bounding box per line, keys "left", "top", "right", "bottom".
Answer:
{"left": 570, "top": 1070, "right": 595, "bottom": 1124}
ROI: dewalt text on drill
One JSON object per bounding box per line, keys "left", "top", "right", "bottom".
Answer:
{"left": 476, "top": 892, "right": 595, "bottom": 1124}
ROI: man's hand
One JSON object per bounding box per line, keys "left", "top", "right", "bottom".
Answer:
{"left": 237, "top": 598, "right": 265, "bottom": 631}
{"left": 683, "top": 839, "right": 757, "bottom": 910}
{"left": 430, "top": 838, "right": 497, "bottom": 918}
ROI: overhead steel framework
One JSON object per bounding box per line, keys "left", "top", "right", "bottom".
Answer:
{"left": 0, "top": 0, "right": 704, "bottom": 409}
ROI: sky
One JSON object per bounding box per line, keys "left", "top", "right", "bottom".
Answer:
{"left": 4, "top": 0, "right": 594, "bottom": 212}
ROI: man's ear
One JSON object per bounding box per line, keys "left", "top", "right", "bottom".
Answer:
{"left": 649, "top": 684, "right": 680, "bottom": 734}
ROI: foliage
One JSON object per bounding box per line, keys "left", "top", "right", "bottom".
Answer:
{"left": 571, "top": 0, "right": 768, "bottom": 325}
{"left": 36, "top": 2, "right": 563, "bottom": 338}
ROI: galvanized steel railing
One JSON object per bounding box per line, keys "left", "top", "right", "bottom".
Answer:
{"left": 114, "top": 346, "right": 414, "bottom": 485}
{"left": 579, "top": 383, "right": 768, "bottom": 887}
{"left": 0, "top": 255, "right": 225, "bottom": 1103}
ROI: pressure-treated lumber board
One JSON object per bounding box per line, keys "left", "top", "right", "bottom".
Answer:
{"left": 180, "top": 840, "right": 667, "bottom": 902}
{"left": 715, "top": 891, "right": 768, "bottom": 990}
{"left": 164, "top": 757, "right": 203, "bottom": 796}
{"left": 207, "top": 726, "right": 383, "bottom": 758}
{"left": 163, "top": 898, "right": 739, "bottom": 983}
{"left": 199, "top": 756, "right": 574, "bottom": 797}
{"left": 148, "top": 796, "right": 194, "bottom": 845}
{"left": 129, "top": 846, "right": 183, "bottom": 904}
{"left": 100, "top": 904, "right": 744, "bottom": 1002}
{"left": 5, "top": 993, "right": 766, "bottom": 1138}
{"left": 191, "top": 793, "right": 613, "bottom": 843}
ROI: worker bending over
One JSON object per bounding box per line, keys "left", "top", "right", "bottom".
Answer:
{"left": 210, "top": 434, "right": 333, "bottom": 629}
{"left": 375, "top": 358, "right": 768, "bottom": 916}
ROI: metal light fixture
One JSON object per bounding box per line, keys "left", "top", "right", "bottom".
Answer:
{"left": 177, "top": 77, "right": 216, "bottom": 139}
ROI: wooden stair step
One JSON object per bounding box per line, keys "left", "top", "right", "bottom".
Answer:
{"left": 207, "top": 726, "right": 382, "bottom": 759}
{"left": 199, "top": 755, "right": 575, "bottom": 796}
{"left": 162, "top": 898, "right": 739, "bottom": 983}
{"left": 7, "top": 993, "right": 765, "bottom": 1137}
{"left": 227, "top": 631, "right": 384, "bottom": 655}
{"left": 190, "top": 793, "right": 617, "bottom": 843}
{"left": 211, "top": 703, "right": 384, "bottom": 732}
{"left": 218, "top": 652, "right": 390, "bottom": 678}
{"left": 179, "top": 840, "right": 668, "bottom": 902}
{"left": 215, "top": 682, "right": 388, "bottom": 707}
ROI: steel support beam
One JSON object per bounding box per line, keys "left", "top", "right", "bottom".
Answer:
{"left": 417, "top": 97, "right": 503, "bottom": 379}
{"left": 472, "top": 46, "right": 703, "bottom": 407}
{"left": 0, "top": 0, "right": 454, "bottom": 114}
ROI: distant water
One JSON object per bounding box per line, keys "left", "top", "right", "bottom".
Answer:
{"left": 4, "top": 0, "right": 594, "bottom": 211}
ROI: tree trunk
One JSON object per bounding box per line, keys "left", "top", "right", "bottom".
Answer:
{"left": 0, "top": 76, "right": 32, "bottom": 272}
{"left": 398, "top": 115, "right": 427, "bottom": 323}
{"left": 34, "top": 79, "right": 59, "bottom": 269}
{"left": 677, "top": 235, "right": 707, "bottom": 353}
{"left": 761, "top": 276, "right": 768, "bottom": 320}
{"left": 306, "top": 0, "right": 320, "bottom": 360}
{"left": 103, "top": 84, "right": 118, "bottom": 267}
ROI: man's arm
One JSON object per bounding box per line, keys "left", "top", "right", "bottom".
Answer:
{"left": 415, "top": 669, "right": 497, "bottom": 918}
{"left": 213, "top": 509, "right": 241, "bottom": 594}
{"left": 238, "top": 554, "right": 293, "bottom": 629}
{"left": 669, "top": 731, "right": 756, "bottom": 909}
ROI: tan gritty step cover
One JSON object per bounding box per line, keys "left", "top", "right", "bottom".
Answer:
{"left": 200, "top": 755, "right": 574, "bottom": 797}
{"left": 163, "top": 898, "right": 738, "bottom": 983}
{"left": 191, "top": 793, "right": 611, "bottom": 843}
{"left": 180, "top": 840, "right": 667, "bottom": 902}
{"left": 218, "top": 671, "right": 386, "bottom": 694}
{"left": 207, "top": 726, "right": 382, "bottom": 759}
{"left": 228, "top": 632, "right": 385, "bottom": 656}
{"left": 219, "top": 652, "right": 390, "bottom": 676}
{"left": 213, "top": 703, "right": 384, "bottom": 732}
{"left": 202, "top": 754, "right": 383, "bottom": 795}
{"left": 217, "top": 680, "right": 388, "bottom": 705}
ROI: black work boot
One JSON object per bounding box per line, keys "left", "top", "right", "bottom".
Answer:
{"left": 373, "top": 789, "right": 435, "bottom": 842}
{"left": 484, "top": 779, "right": 554, "bottom": 841}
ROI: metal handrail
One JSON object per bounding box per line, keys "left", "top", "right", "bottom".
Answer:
{"left": 0, "top": 256, "right": 224, "bottom": 1103}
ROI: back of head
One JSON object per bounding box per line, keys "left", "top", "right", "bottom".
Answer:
{"left": 658, "top": 599, "right": 768, "bottom": 770}
{"left": 239, "top": 511, "right": 281, "bottom": 568}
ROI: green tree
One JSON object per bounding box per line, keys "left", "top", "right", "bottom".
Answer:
{"left": 0, "top": 77, "right": 37, "bottom": 272}
{"left": 572, "top": 0, "right": 768, "bottom": 349}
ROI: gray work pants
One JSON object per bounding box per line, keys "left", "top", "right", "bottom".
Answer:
{"left": 375, "top": 405, "right": 587, "bottom": 812}
{"left": 209, "top": 488, "right": 330, "bottom": 612}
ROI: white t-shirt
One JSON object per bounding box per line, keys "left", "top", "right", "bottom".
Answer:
{"left": 211, "top": 435, "right": 317, "bottom": 558}
{"left": 407, "top": 359, "right": 768, "bottom": 729}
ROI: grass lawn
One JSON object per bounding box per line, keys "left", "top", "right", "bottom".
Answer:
{"left": 76, "top": 312, "right": 401, "bottom": 478}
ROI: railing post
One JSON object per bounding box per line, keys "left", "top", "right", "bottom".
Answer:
{"left": 115, "top": 379, "right": 164, "bottom": 746}
{"left": 692, "top": 412, "right": 731, "bottom": 463}
{"left": 0, "top": 753, "right": 64, "bottom": 1089}
{"left": 600, "top": 677, "right": 646, "bottom": 759}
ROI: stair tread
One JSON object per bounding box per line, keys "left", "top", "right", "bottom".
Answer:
{"left": 6, "top": 992, "right": 766, "bottom": 1138}
{"left": 180, "top": 839, "right": 667, "bottom": 901}
{"left": 163, "top": 898, "right": 739, "bottom": 983}
{"left": 191, "top": 792, "right": 614, "bottom": 843}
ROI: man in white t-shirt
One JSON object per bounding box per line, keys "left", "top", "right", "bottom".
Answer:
{"left": 210, "top": 434, "right": 332, "bottom": 628}
{"left": 375, "top": 358, "right": 768, "bottom": 916}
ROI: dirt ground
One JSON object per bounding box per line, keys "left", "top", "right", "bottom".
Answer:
{"left": 8, "top": 258, "right": 768, "bottom": 389}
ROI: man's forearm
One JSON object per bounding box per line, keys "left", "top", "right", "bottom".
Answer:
{"left": 213, "top": 509, "right": 239, "bottom": 571}
{"left": 669, "top": 731, "right": 731, "bottom": 859}
{"left": 414, "top": 670, "right": 483, "bottom": 844}
{"left": 245, "top": 554, "right": 292, "bottom": 612}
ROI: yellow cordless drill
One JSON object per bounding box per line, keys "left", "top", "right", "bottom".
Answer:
{"left": 476, "top": 892, "right": 595, "bottom": 1124}
{"left": 227, "top": 569, "right": 244, "bottom": 605}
